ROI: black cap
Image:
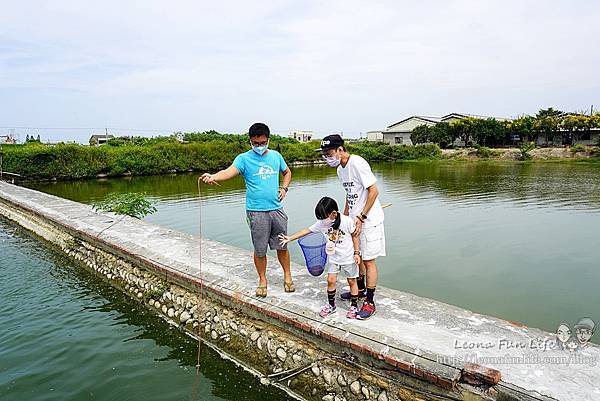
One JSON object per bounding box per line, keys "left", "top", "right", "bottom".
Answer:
{"left": 315, "top": 134, "right": 344, "bottom": 152}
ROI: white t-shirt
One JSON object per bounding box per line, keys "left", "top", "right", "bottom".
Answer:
{"left": 309, "top": 215, "right": 356, "bottom": 265}
{"left": 337, "top": 155, "right": 384, "bottom": 228}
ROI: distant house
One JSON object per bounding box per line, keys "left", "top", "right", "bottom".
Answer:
{"left": 288, "top": 130, "right": 314, "bottom": 143}
{"left": 366, "top": 131, "right": 383, "bottom": 142}
{"left": 89, "top": 134, "right": 114, "bottom": 146}
{"left": 382, "top": 113, "right": 510, "bottom": 146}
{"left": 382, "top": 116, "right": 441, "bottom": 146}
{"left": 535, "top": 129, "right": 600, "bottom": 147}
{"left": 533, "top": 113, "right": 600, "bottom": 146}
{"left": 0, "top": 135, "right": 17, "bottom": 145}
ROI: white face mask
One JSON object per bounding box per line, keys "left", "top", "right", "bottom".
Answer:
{"left": 325, "top": 156, "right": 340, "bottom": 167}
{"left": 323, "top": 212, "right": 337, "bottom": 226}
{"left": 323, "top": 149, "right": 341, "bottom": 167}
{"left": 252, "top": 145, "right": 269, "bottom": 156}
{"left": 324, "top": 217, "right": 335, "bottom": 226}
{"left": 251, "top": 142, "right": 268, "bottom": 155}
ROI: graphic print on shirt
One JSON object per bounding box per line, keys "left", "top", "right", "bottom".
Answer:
{"left": 343, "top": 181, "right": 359, "bottom": 211}
{"left": 326, "top": 228, "right": 346, "bottom": 245}
{"left": 253, "top": 162, "right": 278, "bottom": 180}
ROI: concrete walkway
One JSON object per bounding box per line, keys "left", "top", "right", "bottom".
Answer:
{"left": 1, "top": 181, "right": 598, "bottom": 401}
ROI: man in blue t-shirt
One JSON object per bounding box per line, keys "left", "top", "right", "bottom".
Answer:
{"left": 201, "top": 123, "right": 293, "bottom": 298}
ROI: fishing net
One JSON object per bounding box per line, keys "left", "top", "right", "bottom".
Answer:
{"left": 298, "top": 232, "right": 327, "bottom": 276}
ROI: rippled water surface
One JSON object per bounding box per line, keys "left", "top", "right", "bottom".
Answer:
{"left": 7, "top": 161, "right": 600, "bottom": 400}
{"left": 0, "top": 220, "right": 294, "bottom": 401}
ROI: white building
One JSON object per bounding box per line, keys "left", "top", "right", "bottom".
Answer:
{"left": 366, "top": 131, "right": 383, "bottom": 142}
{"left": 382, "top": 113, "right": 510, "bottom": 146}
{"left": 89, "top": 134, "right": 115, "bottom": 146}
{"left": 0, "top": 134, "right": 17, "bottom": 145}
{"left": 382, "top": 116, "right": 441, "bottom": 145}
{"left": 288, "top": 130, "right": 314, "bottom": 143}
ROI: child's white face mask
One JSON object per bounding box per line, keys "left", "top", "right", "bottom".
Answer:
{"left": 323, "top": 212, "right": 337, "bottom": 226}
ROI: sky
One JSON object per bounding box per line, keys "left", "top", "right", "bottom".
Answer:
{"left": 1, "top": 0, "right": 599, "bottom": 143}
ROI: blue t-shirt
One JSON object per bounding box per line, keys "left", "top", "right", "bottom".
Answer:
{"left": 233, "top": 149, "right": 288, "bottom": 211}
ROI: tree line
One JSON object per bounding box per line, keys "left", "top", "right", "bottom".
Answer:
{"left": 1, "top": 132, "right": 440, "bottom": 180}
{"left": 411, "top": 108, "right": 600, "bottom": 148}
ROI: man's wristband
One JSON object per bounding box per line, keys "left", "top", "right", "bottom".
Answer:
{"left": 354, "top": 250, "right": 361, "bottom": 256}
{"left": 279, "top": 186, "right": 288, "bottom": 193}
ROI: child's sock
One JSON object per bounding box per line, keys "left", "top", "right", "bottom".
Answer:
{"left": 350, "top": 294, "right": 358, "bottom": 308}
{"left": 357, "top": 275, "right": 366, "bottom": 292}
{"left": 366, "top": 287, "right": 376, "bottom": 304}
{"left": 327, "top": 289, "right": 336, "bottom": 307}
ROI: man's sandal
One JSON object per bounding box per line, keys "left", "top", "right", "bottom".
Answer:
{"left": 255, "top": 286, "right": 267, "bottom": 298}
{"left": 284, "top": 281, "right": 296, "bottom": 293}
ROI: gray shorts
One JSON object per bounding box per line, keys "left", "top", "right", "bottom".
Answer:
{"left": 326, "top": 262, "right": 359, "bottom": 279}
{"left": 246, "top": 209, "right": 288, "bottom": 257}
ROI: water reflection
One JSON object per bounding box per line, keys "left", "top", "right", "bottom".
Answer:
{"left": 25, "top": 161, "right": 600, "bottom": 337}
{"left": 379, "top": 162, "right": 600, "bottom": 211}
{"left": 29, "top": 162, "right": 600, "bottom": 211}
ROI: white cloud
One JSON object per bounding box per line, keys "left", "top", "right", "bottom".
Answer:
{"left": 0, "top": 0, "right": 598, "bottom": 142}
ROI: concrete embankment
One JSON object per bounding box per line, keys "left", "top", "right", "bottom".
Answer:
{"left": 0, "top": 181, "right": 598, "bottom": 401}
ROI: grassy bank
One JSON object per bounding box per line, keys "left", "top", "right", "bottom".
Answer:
{"left": 2, "top": 131, "right": 598, "bottom": 181}
{"left": 0, "top": 135, "right": 441, "bottom": 180}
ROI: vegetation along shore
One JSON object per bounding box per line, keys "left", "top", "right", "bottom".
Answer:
{"left": 1, "top": 118, "right": 599, "bottom": 181}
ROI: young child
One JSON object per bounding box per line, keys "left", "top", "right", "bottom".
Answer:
{"left": 279, "top": 197, "right": 362, "bottom": 319}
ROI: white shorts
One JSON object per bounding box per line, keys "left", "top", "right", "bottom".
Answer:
{"left": 359, "top": 223, "right": 386, "bottom": 261}
{"left": 326, "top": 262, "right": 359, "bottom": 279}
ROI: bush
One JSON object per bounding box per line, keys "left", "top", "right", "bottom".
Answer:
{"left": 92, "top": 192, "right": 157, "bottom": 219}
{"left": 519, "top": 141, "right": 536, "bottom": 160}
{"left": 3, "top": 136, "right": 442, "bottom": 180}
{"left": 475, "top": 146, "right": 495, "bottom": 158}
{"left": 570, "top": 144, "right": 587, "bottom": 153}
{"left": 348, "top": 142, "right": 441, "bottom": 161}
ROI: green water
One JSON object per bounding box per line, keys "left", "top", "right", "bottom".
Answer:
{"left": 4, "top": 161, "right": 600, "bottom": 400}
{"left": 0, "top": 221, "right": 294, "bottom": 401}
{"left": 27, "top": 162, "right": 600, "bottom": 332}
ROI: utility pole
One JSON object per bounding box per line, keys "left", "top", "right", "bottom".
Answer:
{"left": 105, "top": 127, "right": 108, "bottom": 144}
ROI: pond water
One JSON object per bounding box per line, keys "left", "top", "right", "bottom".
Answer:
{"left": 28, "top": 161, "right": 600, "bottom": 334}
{"left": 0, "top": 220, "right": 294, "bottom": 400}
{"left": 4, "top": 160, "right": 599, "bottom": 399}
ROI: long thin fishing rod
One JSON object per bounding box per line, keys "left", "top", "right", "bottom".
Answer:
{"left": 192, "top": 176, "right": 221, "bottom": 401}
{"left": 192, "top": 177, "right": 205, "bottom": 401}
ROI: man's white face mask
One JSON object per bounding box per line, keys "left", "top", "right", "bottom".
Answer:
{"left": 251, "top": 141, "right": 269, "bottom": 155}
{"left": 323, "top": 149, "right": 341, "bottom": 167}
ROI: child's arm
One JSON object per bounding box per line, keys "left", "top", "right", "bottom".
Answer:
{"left": 279, "top": 228, "right": 312, "bottom": 245}
{"left": 352, "top": 233, "right": 361, "bottom": 265}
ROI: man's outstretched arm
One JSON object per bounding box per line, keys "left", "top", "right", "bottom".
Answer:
{"left": 200, "top": 165, "right": 239, "bottom": 185}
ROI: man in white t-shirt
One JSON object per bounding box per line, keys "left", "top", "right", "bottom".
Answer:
{"left": 316, "top": 134, "right": 385, "bottom": 320}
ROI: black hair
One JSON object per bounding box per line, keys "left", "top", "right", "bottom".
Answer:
{"left": 248, "top": 122, "right": 270, "bottom": 139}
{"left": 315, "top": 196, "right": 341, "bottom": 230}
